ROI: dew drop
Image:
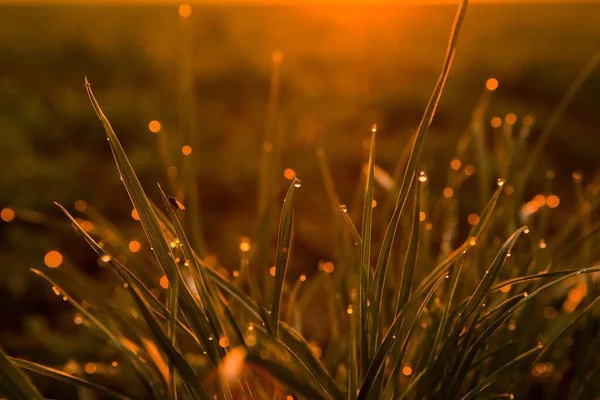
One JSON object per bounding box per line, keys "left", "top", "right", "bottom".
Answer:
{"left": 468, "top": 237, "right": 477, "bottom": 246}
{"left": 371, "top": 124, "right": 377, "bottom": 134}
{"left": 293, "top": 178, "right": 302, "bottom": 188}
{"left": 208, "top": 335, "right": 214, "bottom": 341}
{"left": 340, "top": 204, "right": 348, "bottom": 213}
{"left": 497, "top": 178, "right": 505, "bottom": 187}
{"left": 62, "top": 296, "right": 68, "bottom": 301}
{"left": 100, "top": 255, "right": 112, "bottom": 263}
{"left": 524, "top": 227, "right": 530, "bottom": 234}
{"left": 417, "top": 171, "right": 428, "bottom": 183}
{"left": 539, "top": 239, "right": 547, "bottom": 249}
{"left": 52, "top": 286, "right": 61, "bottom": 296}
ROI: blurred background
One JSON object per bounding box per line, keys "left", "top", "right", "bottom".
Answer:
{"left": 1, "top": 0, "right": 599, "bottom": 397}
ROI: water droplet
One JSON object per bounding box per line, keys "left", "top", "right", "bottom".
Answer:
{"left": 52, "top": 286, "right": 61, "bottom": 296}
{"left": 445, "top": 275, "right": 449, "bottom": 279}
{"left": 523, "top": 291, "right": 528, "bottom": 297}
{"left": 293, "top": 178, "right": 302, "bottom": 188}
{"left": 100, "top": 255, "right": 111, "bottom": 263}
{"left": 371, "top": 124, "right": 377, "bottom": 134}
{"left": 346, "top": 305, "right": 354, "bottom": 315}
{"left": 539, "top": 239, "right": 547, "bottom": 249}
{"left": 468, "top": 237, "right": 477, "bottom": 246}
{"left": 497, "top": 178, "right": 505, "bottom": 187}
{"left": 62, "top": 296, "right": 68, "bottom": 301}
{"left": 524, "top": 227, "right": 530, "bottom": 234}
{"left": 417, "top": 171, "right": 428, "bottom": 183}
{"left": 208, "top": 335, "right": 214, "bottom": 341}
{"left": 506, "top": 252, "right": 511, "bottom": 258}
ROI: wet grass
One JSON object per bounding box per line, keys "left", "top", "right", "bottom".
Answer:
{"left": 2, "top": 1, "right": 600, "bottom": 399}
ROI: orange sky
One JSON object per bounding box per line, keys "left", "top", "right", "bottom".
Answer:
{"left": 1, "top": 0, "right": 599, "bottom": 3}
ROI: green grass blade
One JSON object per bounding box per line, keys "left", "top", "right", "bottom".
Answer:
{"left": 425, "top": 252, "right": 465, "bottom": 370}
{"left": 340, "top": 206, "right": 362, "bottom": 249}
{"left": 127, "top": 285, "right": 211, "bottom": 400}
{"left": 157, "top": 185, "right": 225, "bottom": 342}
{"left": 475, "top": 266, "right": 600, "bottom": 348}
{"left": 371, "top": 0, "right": 468, "bottom": 354}
{"left": 29, "top": 269, "right": 164, "bottom": 396}
{"left": 245, "top": 353, "right": 328, "bottom": 400}
{"left": 519, "top": 52, "right": 600, "bottom": 187}
{"left": 56, "top": 202, "right": 199, "bottom": 343}
{"left": 394, "top": 176, "right": 421, "bottom": 316}
{"left": 86, "top": 80, "right": 221, "bottom": 365}
{"left": 490, "top": 268, "right": 598, "bottom": 292}
{"left": 462, "top": 226, "right": 528, "bottom": 321}
{"left": 361, "top": 126, "right": 376, "bottom": 371}
{"left": 0, "top": 348, "right": 43, "bottom": 400}
{"left": 9, "top": 357, "right": 131, "bottom": 400}
{"left": 460, "top": 346, "right": 541, "bottom": 400}
{"left": 534, "top": 295, "right": 600, "bottom": 363}
{"left": 356, "top": 275, "right": 446, "bottom": 400}
{"left": 271, "top": 179, "right": 297, "bottom": 337}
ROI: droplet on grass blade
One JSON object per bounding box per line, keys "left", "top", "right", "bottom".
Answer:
{"left": 418, "top": 171, "right": 428, "bottom": 183}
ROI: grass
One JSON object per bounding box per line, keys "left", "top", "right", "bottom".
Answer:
{"left": 2, "top": 0, "right": 600, "bottom": 399}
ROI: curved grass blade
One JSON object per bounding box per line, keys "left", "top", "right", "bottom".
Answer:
{"left": 9, "top": 358, "right": 131, "bottom": 400}
{"left": 474, "top": 266, "right": 600, "bottom": 350}
{"left": 460, "top": 346, "right": 541, "bottom": 400}
{"left": 490, "top": 268, "right": 597, "bottom": 292}
{"left": 534, "top": 295, "right": 600, "bottom": 364}
{"left": 271, "top": 180, "right": 297, "bottom": 338}
{"left": 29, "top": 269, "right": 164, "bottom": 397}
{"left": 56, "top": 202, "right": 199, "bottom": 344}
{"left": 0, "top": 348, "right": 43, "bottom": 400}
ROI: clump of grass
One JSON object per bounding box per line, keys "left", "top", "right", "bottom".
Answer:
{"left": 2, "top": 1, "right": 600, "bottom": 399}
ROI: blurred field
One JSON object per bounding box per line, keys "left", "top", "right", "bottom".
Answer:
{"left": 1, "top": 2, "right": 599, "bottom": 393}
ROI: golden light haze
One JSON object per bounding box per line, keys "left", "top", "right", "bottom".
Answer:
{"left": 2, "top": 0, "right": 599, "bottom": 4}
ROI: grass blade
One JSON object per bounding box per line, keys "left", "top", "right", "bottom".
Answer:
{"left": 357, "top": 275, "right": 446, "bottom": 400}
{"left": 9, "top": 357, "right": 131, "bottom": 400}
{"left": 271, "top": 180, "right": 298, "bottom": 337}
{"left": 86, "top": 80, "right": 221, "bottom": 366}
{"left": 0, "top": 348, "right": 43, "bottom": 400}
{"left": 460, "top": 346, "right": 542, "bottom": 400}
{"left": 361, "top": 126, "right": 376, "bottom": 371}
{"left": 519, "top": 52, "right": 600, "bottom": 186}
{"left": 371, "top": 0, "right": 468, "bottom": 360}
